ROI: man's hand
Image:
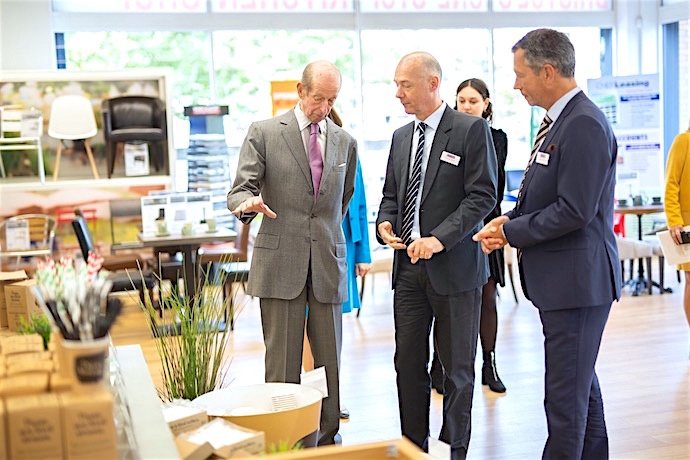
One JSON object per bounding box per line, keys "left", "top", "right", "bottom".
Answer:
{"left": 378, "top": 221, "right": 406, "bottom": 250}
{"left": 231, "top": 195, "right": 277, "bottom": 219}
{"left": 407, "top": 236, "right": 444, "bottom": 264}
{"left": 473, "top": 216, "right": 509, "bottom": 254}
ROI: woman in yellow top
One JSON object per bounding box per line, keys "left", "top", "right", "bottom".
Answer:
{"left": 664, "top": 121, "right": 690, "bottom": 346}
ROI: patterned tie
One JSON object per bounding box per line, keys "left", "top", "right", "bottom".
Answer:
{"left": 400, "top": 122, "right": 427, "bottom": 245}
{"left": 516, "top": 114, "right": 552, "bottom": 207}
{"left": 516, "top": 114, "right": 552, "bottom": 262}
{"left": 308, "top": 122, "right": 323, "bottom": 201}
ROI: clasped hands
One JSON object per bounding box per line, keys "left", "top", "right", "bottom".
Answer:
{"left": 231, "top": 195, "right": 277, "bottom": 219}
{"left": 377, "top": 221, "right": 443, "bottom": 264}
{"left": 472, "top": 216, "right": 510, "bottom": 254}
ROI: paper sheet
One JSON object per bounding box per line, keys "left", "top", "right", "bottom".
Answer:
{"left": 656, "top": 226, "right": 690, "bottom": 265}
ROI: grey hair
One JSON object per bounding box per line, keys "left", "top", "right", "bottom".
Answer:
{"left": 301, "top": 60, "right": 342, "bottom": 93}
{"left": 512, "top": 28, "right": 575, "bottom": 78}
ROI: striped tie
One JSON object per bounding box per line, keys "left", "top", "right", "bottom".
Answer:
{"left": 400, "top": 122, "right": 427, "bottom": 245}
{"left": 516, "top": 114, "right": 552, "bottom": 207}
{"left": 516, "top": 114, "right": 552, "bottom": 262}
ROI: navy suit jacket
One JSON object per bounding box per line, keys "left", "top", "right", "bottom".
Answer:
{"left": 504, "top": 91, "right": 621, "bottom": 309}
{"left": 377, "top": 105, "right": 497, "bottom": 295}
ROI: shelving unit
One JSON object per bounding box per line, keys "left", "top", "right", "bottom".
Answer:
{"left": 0, "top": 107, "right": 45, "bottom": 183}
{"left": 184, "top": 106, "right": 235, "bottom": 230}
{"left": 0, "top": 136, "right": 45, "bottom": 183}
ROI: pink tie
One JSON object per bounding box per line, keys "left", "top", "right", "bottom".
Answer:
{"left": 309, "top": 123, "right": 323, "bottom": 200}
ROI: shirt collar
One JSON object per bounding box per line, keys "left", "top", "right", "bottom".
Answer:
{"left": 416, "top": 102, "right": 447, "bottom": 131}
{"left": 294, "top": 104, "right": 325, "bottom": 133}
{"left": 546, "top": 87, "right": 581, "bottom": 123}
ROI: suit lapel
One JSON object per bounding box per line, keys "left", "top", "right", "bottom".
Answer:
{"left": 280, "top": 112, "right": 313, "bottom": 190}
{"left": 521, "top": 91, "right": 584, "bottom": 197}
{"left": 420, "top": 107, "right": 451, "bottom": 205}
{"left": 398, "top": 123, "right": 415, "bottom": 199}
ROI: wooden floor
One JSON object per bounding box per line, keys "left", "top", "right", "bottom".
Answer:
{"left": 110, "top": 269, "right": 690, "bottom": 459}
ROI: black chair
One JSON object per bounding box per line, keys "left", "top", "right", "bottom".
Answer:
{"left": 101, "top": 95, "right": 168, "bottom": 178}
{"left": 72, "top": 214, "right": 158, "bottom": 311}
{"left": 212, "top": 222, "right": 254, "bottom": 330}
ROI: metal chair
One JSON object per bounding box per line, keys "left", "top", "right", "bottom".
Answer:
{"left": 0, "top": 214, "right": 56, "bottom": 270}
{"left": 357, "top": 246, "right": 393, "bottom": 317}
{"left": 101, "top": 96, "right": 168, "bottom": 178}
{"left": 212, "top": 222, "right": 254, "bottom": 330}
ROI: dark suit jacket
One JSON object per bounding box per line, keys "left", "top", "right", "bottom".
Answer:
{"left": 504, "top": 91, "right": 621, "bottom": 309}
{"left": 377, "top": 105, "right": 497, "bottom": 295}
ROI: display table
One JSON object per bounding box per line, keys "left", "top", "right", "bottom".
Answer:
{"left": 138, "top": 227, "right": 237, "bottom": 301}
{"left": 113, "top": 344, "right": 179, "bottom": 459}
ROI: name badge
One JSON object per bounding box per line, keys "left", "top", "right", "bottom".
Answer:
{"left": 535, "top": 152, "right": 550, "bottom": 166}
{"left": 440, "top": 151, "right": 461, "bottom": 166}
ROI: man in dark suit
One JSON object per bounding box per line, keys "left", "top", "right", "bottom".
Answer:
{"left": 376, "top": 51, "right": 497, "bottom": 460}
{"left": 474, "top": 29, "right": 621, "bottom": 459}
{"left": 227, "top": 61, "right": 358, "bottom": 445}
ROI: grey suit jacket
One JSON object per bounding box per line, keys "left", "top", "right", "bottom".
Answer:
{"left": 376, "top": 105, "right": 497, "bottom": 295}
{"left": 227, "top": 110, "right": 358, "bottom": 303}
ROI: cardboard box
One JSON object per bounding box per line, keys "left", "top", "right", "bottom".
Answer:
{"left": 0, "top": 373, "right": 50, "bottom": 397}
{"left": 162, "top": 403, "right": 208, "bottom": 436}
{"left": 0, "top": 270, "right": 28, "bottom": 328}
{"left": 4, "top": 279, "right": 42, "bottom": 332}
{"left": 59, "top": 391, "right": 118, "bottom": 460}
{"left": 5, "top": 393, "right": 62, "bottom": 460}
{"left": 0, "top": 400, "right": 6, "bottom": 460}
{"left": 269, "top": 437, "right": 427, "bottom": 459}
{"left": 174, "top": 438, "right": 215, "bottom": 460}
{"left": 0, "top": 334, "right": 44, "bottom": 355}
{"left": 177, "top": 418, "right": 265, "bottom": 459}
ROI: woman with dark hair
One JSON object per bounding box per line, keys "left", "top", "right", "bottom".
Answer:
{"left": 430, "top": 78, "right": 508, "bottom": 393}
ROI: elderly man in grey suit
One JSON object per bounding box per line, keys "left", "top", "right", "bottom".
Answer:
{"left": 227, "top": 60, "right": 357, "bottom": 446}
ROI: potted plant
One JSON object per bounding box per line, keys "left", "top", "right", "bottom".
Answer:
{"left": 138, "top": 256, "right": 245, "bottom": 401}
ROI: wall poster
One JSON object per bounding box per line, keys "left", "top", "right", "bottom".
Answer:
{"left": 588, "top": 74, "right": 662, "bottom": 200}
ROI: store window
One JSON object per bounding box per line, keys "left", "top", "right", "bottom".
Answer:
{"left": 680, "top": 19, "right": 689, "bottom": 132}
{"left": 211, "top": 29, "right": 357, "bottom": 148}
{"left": 63, "top": 31, "right": 212, "bottom": 124}
{"left": 62, "top": 25, "right": 602, "bottom": 200}
{"left": 493, "top": 27, "right": 603, "bottom": 170}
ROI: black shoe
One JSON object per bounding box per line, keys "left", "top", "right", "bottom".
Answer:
{"left": 482, "top": 351, "right": 506, "bottom": 393}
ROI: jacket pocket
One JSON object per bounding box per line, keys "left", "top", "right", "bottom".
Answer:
{"left": 254, "top": 233, "right": 279, "bottom": 250}
{"left": 335, "top": 242, "right": 346, "bottom": 258}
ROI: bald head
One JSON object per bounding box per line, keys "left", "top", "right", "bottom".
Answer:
{"left": 398, "top": 52, "right": 442, "bottom": 81}
{"left": 394, "top": 52, "right": 443, "bottom": 120}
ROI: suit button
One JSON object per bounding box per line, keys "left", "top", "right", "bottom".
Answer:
{"left": 311, "top": 214, "right": 316, "bottom": 218}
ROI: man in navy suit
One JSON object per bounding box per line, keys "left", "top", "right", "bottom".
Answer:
{"left": 376, "top": 51, "right": 497, "bottom": 459}
{"left": 474, "top": 29, "right": 621, "bottom": 459}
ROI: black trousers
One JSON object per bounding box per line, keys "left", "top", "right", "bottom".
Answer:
{"left": 393, "top": 256, "right": 481, "bottom": 460}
